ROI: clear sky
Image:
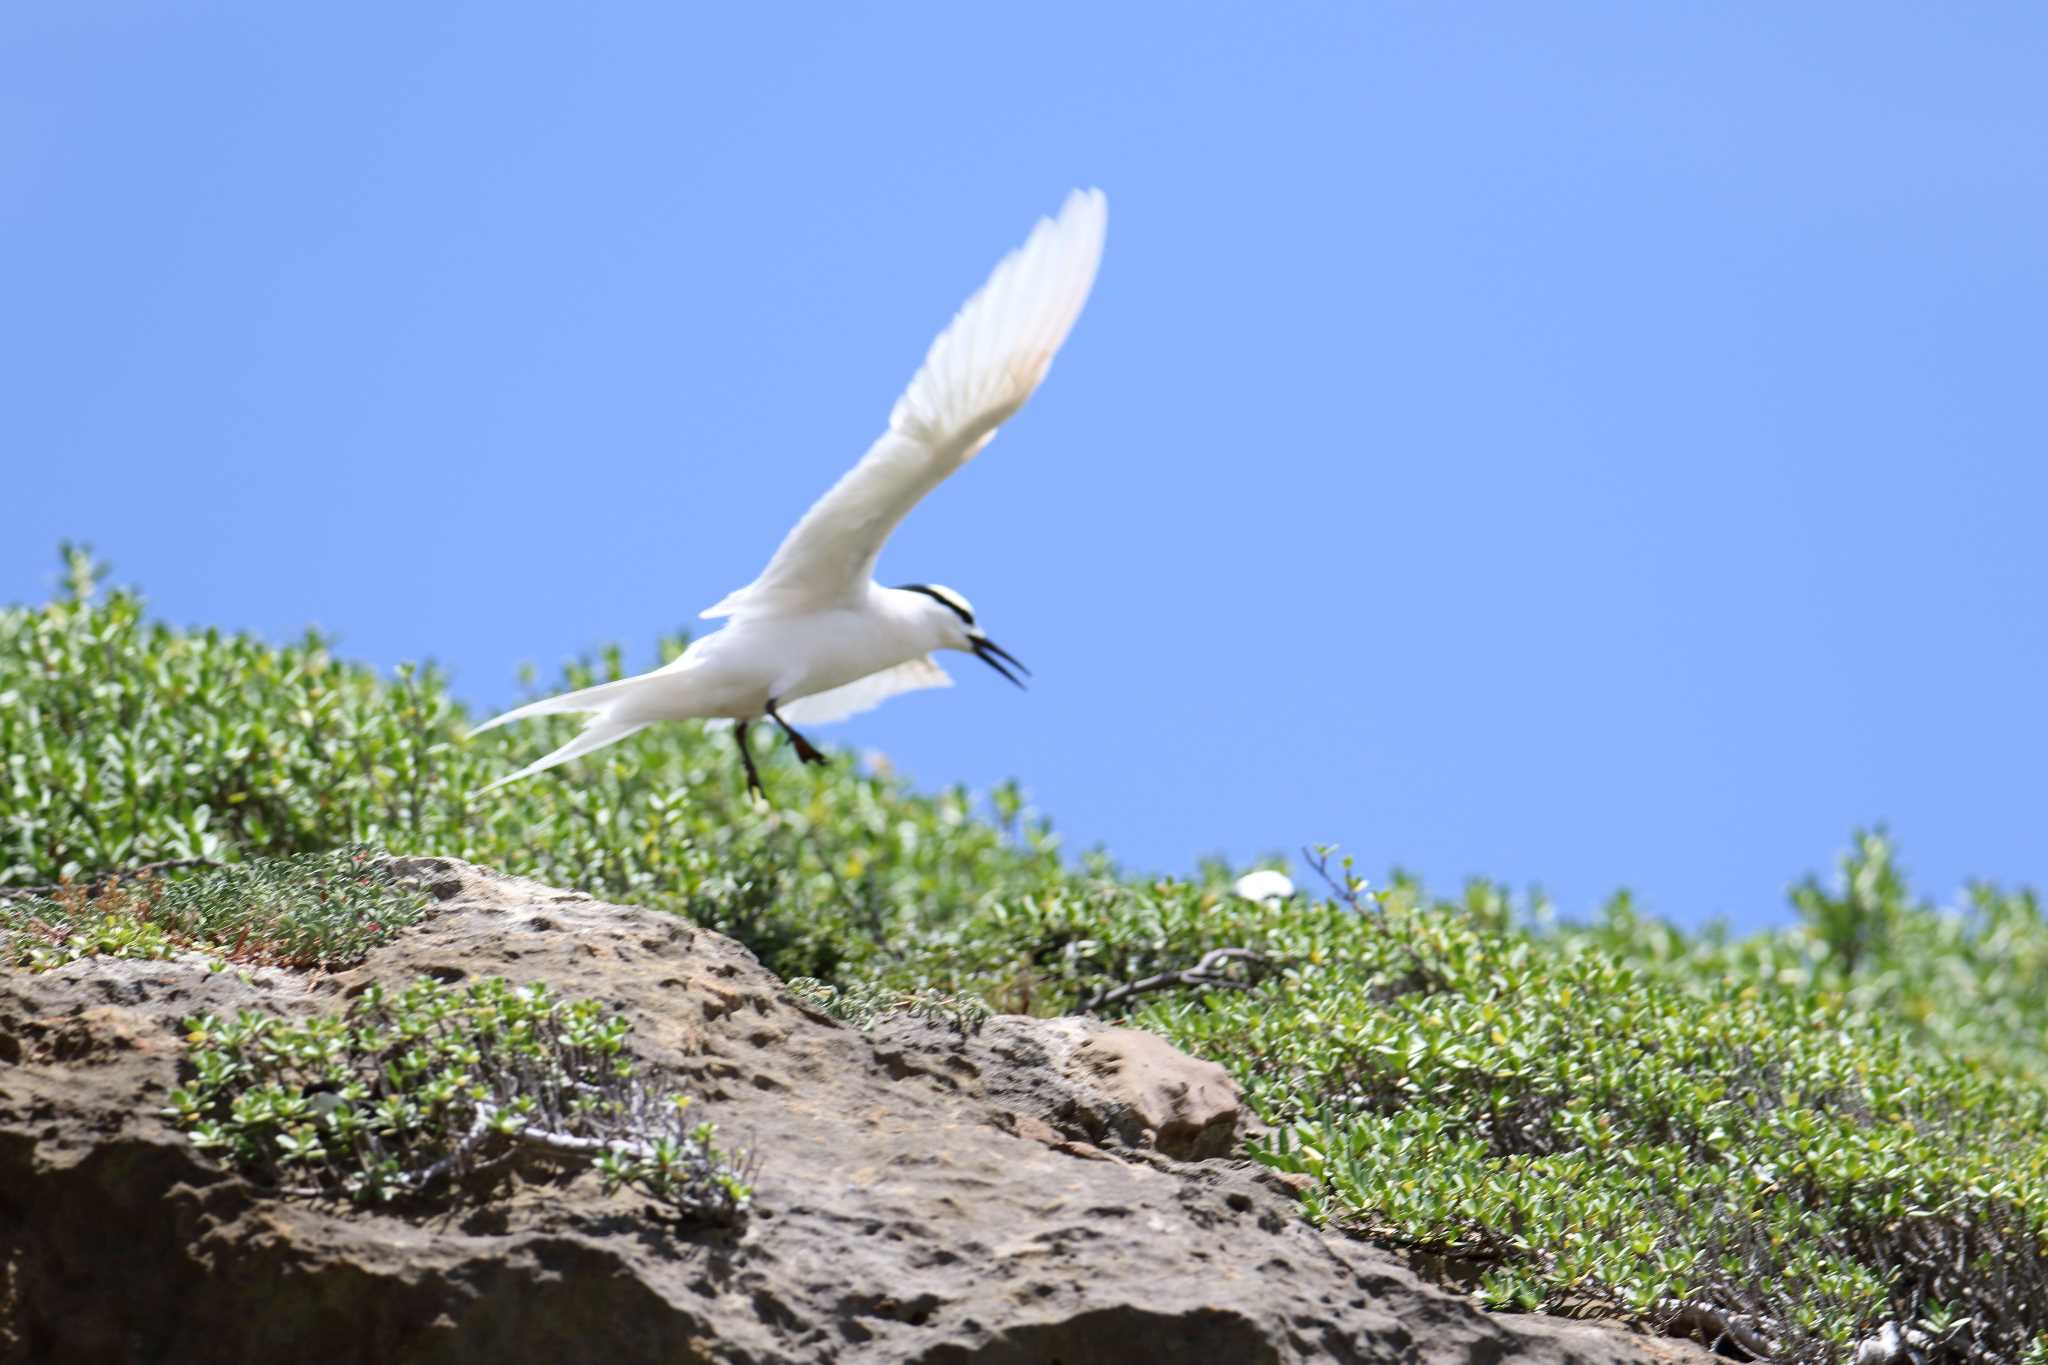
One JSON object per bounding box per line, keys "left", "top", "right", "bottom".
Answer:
{"left": 6, "top": 4, "right": 2043, "bottom": 930}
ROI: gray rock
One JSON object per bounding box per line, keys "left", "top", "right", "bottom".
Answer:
{"left": 0, "top": 857, "right": 1708, "bottom": 1364}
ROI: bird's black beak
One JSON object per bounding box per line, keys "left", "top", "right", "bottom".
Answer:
{"left": 971, "top": 636, "right": 1030, "bottom": 689}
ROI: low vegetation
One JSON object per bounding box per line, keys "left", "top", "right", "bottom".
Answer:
{"left": 1172, "top": 872, "right": 2048, "bottom": 1358}
{"left": 785, "top": 976, "right": 992, "bottom": 1034}
{"left": 170, "top": 975, "right": 751, "bottom": 1222}
{"left": 1, "top": 847, "right": 423, "bottom": 971}
{"left": 7, "top": 547, "right": 2047, "bottom": 1362}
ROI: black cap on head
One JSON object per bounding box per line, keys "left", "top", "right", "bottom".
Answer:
{"left": 896, "top": 583, "right": 975, "bottom": 627}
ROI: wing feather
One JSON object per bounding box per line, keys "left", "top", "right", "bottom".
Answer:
{"left": 776, "top": 656, "right": 953, "bottom": 726}
{"left": 702, "top": 188, "right": 1107, "bottom": 620}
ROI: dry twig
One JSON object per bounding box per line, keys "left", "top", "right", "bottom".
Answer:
{"left": 1078, "top": 946, "right": 1271, "bottom": 1014}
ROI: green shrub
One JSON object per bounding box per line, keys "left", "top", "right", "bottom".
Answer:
{"left": 829, "top": 850, "right": 2048, "bottom": 1360}
{"left": 1, "top": 847, "right": 424, "bottom": 971}
{"left": 1156, "top": 895, "right": 2048, "bottom": 1360}
{"left": 0, "top": 547, "right": 1076, "bottom": 990}
{"left": 1578, "top": 831, "right": 2048, "bottom": 1091}
{"left": 169, "top": 974, "right": 751, "bottom": 1222}
{"left": 8, "top": 549, "right": 2048, "bottom": 1361}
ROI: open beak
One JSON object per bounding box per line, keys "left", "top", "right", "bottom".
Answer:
{"left": 970, "top": 636, "right": 1031, "bottom": 689}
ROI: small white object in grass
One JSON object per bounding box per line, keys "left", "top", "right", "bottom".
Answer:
{"left": 1232, "top": 870, "right": 1295, "bottom": 905}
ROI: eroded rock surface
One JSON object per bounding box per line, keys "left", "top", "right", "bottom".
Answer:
{"left": 0, "top": 858, "right": 1706, "bottom": 1364}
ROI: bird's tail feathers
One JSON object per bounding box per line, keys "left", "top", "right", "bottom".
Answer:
{"left": 473, "top": 715, "right": 649, "bottom": 796}
{"left": 468, "top": 675, "right": 648, "bottom": 737}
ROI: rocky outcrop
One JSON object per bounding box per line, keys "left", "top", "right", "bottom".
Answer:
{"left": 0, "top": 858, "right": 1705, "bottom": 1364}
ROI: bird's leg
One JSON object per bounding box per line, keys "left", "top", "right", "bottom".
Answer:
{"left": 765, "top": 700, "right": 828, "bottom": 766}
{"left": 734, "top": 719, "right": 766, "bottom": 797}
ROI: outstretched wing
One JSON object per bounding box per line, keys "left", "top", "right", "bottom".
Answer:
{"left": 702, "top": 188, "right": 1108, "bottom": 621}
{"left": 777, "top": 656, "right": 953, "bottom": 726}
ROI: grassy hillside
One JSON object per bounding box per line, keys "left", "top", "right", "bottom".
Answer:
{"left": 6, "top": 548, "right": 2046, "bottom": 1364}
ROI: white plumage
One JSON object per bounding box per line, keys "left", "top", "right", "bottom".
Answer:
{"left": 474, "top": 189, "right": 1108, "bottom": 798}
{"left": 777, "top": 656, "right": 954, "bottom": 727}
{"left": 1232, "top": 870, "right": 1296, "bottom": 905}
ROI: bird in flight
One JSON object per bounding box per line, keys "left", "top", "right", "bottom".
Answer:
{"left": 473, "top": 188, "right": 1108, "bottom": 799}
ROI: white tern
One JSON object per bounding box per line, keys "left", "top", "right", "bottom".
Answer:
{"left": 473, "top": 189, "right": 1108, "bottom": 798}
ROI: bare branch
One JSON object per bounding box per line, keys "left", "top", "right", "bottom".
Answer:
{"left": 1660, "top": 1299, "right": 1778, "bottom": 1361}
{"left": 1301, "top": 845, "right": 1370, "bottom": 913}
{"left": 1078, "top": 946, "right": 1271, "bottom": 1014}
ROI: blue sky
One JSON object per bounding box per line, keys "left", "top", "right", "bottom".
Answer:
{"left": 6, "top": 4, "right": 2043, "bottom": 930}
